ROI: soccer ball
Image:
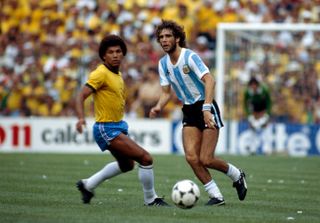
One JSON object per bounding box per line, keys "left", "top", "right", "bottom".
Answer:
{"left": 171, "top": 179, "right": 200, "bottom": 209}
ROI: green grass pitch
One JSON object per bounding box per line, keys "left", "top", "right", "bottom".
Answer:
{"left": 0, "top": 153, "right": 319, "bottom": 223}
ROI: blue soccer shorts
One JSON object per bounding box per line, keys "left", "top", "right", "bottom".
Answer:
{"left": 93, "top": 120, "right": 129, "bottom": 151}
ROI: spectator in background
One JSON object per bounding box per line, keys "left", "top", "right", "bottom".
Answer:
{"left": 240, "top": 1, "right": 264, "bottom": 23}
{"left": 3, "top": 70, "right": 23, "bottom": 116}
{"left": 174, "top": 3, "right": 196, "bottom": 41}
{"left": 194, "top": 36, "right": 215, "bottom": 68}
{"left": 131, "top": 66, "right": 161, "bottom": 117}
{"left": 193, "top": 0, "right": 218, "bottom": 49}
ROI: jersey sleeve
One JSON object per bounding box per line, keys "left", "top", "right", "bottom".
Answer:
{"left": 158, "top": 58, "right": 170, "bottom": 86}
{"left": 86, "top": 70, "right": 103, "bottom": 90}
{"left": 189, "top": 53, "right": 210, "bottom": 79}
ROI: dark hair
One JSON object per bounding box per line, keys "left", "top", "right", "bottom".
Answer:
{"left": 98, "top": 35, "right": 127, "bottom": 61}
{"left": 249, "top": 77, "right": 259, "bottom": 85}
{"left": 155, "top": 20, "right": 186, "bottom": 48}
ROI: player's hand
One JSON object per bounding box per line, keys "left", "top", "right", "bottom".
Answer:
{"left": 203, "top": 110, "right": 216, "bottom": 129}
{"left": 76, "top": 119, "right": 86, "bottom": 133}
{"left": 149, "top": 106, "right": 161, "bottom": 119}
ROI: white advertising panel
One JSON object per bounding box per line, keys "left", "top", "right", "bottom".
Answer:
{"left": 0, "top": 118, "right": 171, "bottom": 154}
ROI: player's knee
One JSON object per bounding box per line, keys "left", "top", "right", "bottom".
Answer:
{"left": 199, "top": 155, "right": 213, "bottom": 168}
{"left": 199, "top": 158, "right": 210, "bottom": 167}
{"left": 185, "top": 154, "right": 200, "bottom": 166}
{"left": 139, "top": 152, "right": 153, "bottom": 166}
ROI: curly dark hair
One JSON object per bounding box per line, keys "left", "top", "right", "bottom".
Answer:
{"left": 98, "top": 35, "right": 127, "bottom": 61}
{"left": 155, "top": 20, "right": 186, "bottom": 48}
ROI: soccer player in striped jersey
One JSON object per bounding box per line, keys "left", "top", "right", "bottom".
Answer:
{"left": 151, "top": 20, "right": 247, "bottom": 206}
{"left": 75, "top": 35, "right": 168, "bottom": 206}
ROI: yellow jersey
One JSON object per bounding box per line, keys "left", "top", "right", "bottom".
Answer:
{"left": 86, "top": 64, "right": 125, "bottom": 122}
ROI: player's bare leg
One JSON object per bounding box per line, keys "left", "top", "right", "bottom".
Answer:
{"left": 200, "top": 128, "right": 229, "bottom": 172}
{"left": 109, "top": 134, "right": 169, "bottom": 206}
{"left": 182, "top": 127, "right": 225, "bottom": 206}
{"left": 77, "top": 133, "right": 168, "bottom": 206}
{"left": 201, "top": 128, "right": 247, "bottom": 201}
{"left": 183, "top": 127, "right": 211, "bottom": 183}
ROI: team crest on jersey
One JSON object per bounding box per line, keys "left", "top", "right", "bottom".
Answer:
{"left": 182, "top": 64, "right": 190, "bottom": 74}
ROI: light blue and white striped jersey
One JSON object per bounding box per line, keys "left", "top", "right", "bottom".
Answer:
{"left": 158, "top": 48, "right": 210, "bottom": 105}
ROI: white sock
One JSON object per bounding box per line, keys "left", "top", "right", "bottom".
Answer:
{"left": 138, "top": 165, "right": 157, "bottom": 204}
{"left": 204, "top": 180, "right": 223, "bottom": 200}
{"left": 226, "top": 163, "right": 241, "bottom": 182}
{"left": 85, "top": 161, "right": 123, "bottom": 191}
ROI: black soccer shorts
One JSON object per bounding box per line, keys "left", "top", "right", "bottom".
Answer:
{"left": 182, "top": 100, "right": 224, "bottom": 131}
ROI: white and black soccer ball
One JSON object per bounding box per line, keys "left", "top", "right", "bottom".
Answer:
{"left": 171, "top": 179, "right": 200, "bottom": 209}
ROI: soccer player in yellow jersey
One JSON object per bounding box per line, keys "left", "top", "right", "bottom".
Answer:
{"left": 75, "top": 35, "right": 168, "bottom": 206}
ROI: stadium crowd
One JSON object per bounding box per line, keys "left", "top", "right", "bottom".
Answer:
{"left": 1, "top": 0, "right": 320, "bottom": 124}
